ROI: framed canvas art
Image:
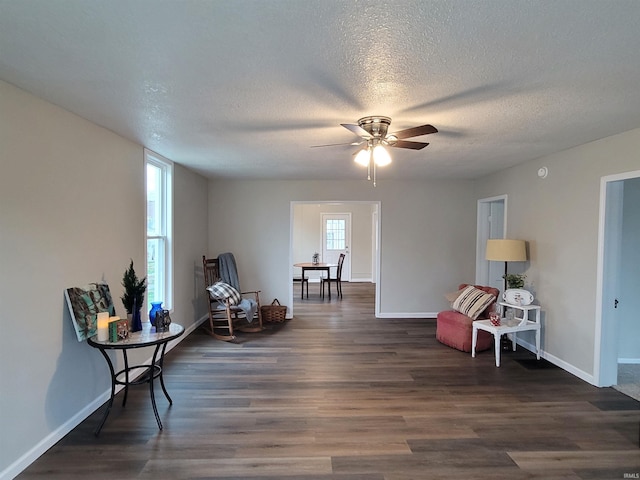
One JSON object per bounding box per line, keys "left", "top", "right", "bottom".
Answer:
{"left": 65, "top": 283, "right": 116, "bottom": 341}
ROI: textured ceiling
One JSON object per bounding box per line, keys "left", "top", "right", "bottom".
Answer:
{"left": 2, "top": 0, "right": 640, "bottom": 181}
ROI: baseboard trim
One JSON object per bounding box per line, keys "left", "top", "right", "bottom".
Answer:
{"left": 0, "top": 391, "right": 111, "bottom": 480}
{"left": 516, "top": 338, "right": 595, "bottom": 385}
{"left": 618, "top": 358, "right": 640, "bottom": 364}
{"left": 377, "top": 312, "right": 438, "bottom": 319}
{"left": 1, "top": 316, "right": 208, "bottom": 480}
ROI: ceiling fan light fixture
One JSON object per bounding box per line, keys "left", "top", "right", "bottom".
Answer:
{"left": 319, "top": 116, "right": 436, "bottom": 186}
{"left": 354, "top": 148, "right": 370, "bottom": 167}
{"left": 385, "top": 134, "right": 398, "bottom": 146}
{"left": 373, "top": 144, "right": 391, "bottom": 166}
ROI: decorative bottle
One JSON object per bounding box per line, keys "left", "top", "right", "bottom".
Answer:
{"left": 130, "top": 298, "right": 142, "bottom": 332}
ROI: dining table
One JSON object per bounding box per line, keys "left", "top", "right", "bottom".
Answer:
{"left": 294, "top": 262, "right": 337, "bottom": 299}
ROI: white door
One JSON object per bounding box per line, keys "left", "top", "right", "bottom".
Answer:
{"left": 476, "top": 196, "right": 506, "bottom": 290}
{"left": 321, "top": 213, "right": 351, "bottom": 282}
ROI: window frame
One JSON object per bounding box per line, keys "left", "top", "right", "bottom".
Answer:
{"left": 145, "top": 148, "right": 173, "bottom": 312}
{"left": 325, "top": 218, "right": 346, "bottom": 251}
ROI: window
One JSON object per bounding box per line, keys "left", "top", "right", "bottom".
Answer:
{"left": 325, "top": 219, "right": 346, "bottom": 250}
{"left": 145, "top": 149, "right": 173, "bottom": 311}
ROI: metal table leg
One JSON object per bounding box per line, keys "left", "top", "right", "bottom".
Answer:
{"left": 94, "top": 347, "right": 116, "bottom": 436}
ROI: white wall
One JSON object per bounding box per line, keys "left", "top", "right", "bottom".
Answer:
{"left": 0, "top": 80, "right": 209, "bottom": 479}
{"left": 207, "top": 179, "right": 477, "bottom": 318}
{"left": 474, "top": 127, "right": 640, "bottom": 380}
{"left": 173, "top": 162, "right": 211, "bottom": 326}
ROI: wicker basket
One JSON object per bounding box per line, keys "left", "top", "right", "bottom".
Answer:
{"left": 261, "top": 298, "right": 287, "bottom": 323}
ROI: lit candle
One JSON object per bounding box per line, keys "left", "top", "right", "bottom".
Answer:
{"left": 97, "top": 312, "right": 110, "bottom": 341}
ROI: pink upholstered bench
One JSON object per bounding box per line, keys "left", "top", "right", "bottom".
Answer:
{"left": 436, "top": 284, "right": 497, "bottom": 353}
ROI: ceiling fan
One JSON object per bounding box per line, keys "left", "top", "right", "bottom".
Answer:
{"left": 343, "top": 115, "right": 438, "bottom": 149}
{"left": 312, "top": 116, "right": 438, "bottom": 186}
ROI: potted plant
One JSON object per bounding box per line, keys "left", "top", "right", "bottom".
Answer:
{"left": 503, "top": 273, "right": 526, "bottom": 289}
{"left": 121, "top": 260, "right": 147, "bottom": 332}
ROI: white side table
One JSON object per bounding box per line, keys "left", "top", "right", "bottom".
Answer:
{"left": 472, "top": 302, "right": 541, "bottom": 367}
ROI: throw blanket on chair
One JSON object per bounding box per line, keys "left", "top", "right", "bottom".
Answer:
{"left": 218, "top": 252, "right": 241, "bottom": 290}
{"left": 236, "top": 298, "right": 258, "bottom": 325}
{"left": 217, "top": 252, "right": 258, "bottom": 324}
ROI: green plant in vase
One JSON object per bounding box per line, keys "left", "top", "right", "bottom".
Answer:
{"left": 121, "top": 259, "right": 146, "bottom": 332}
{"left": 503, "top": 273, "right": 526, "bottom": 289}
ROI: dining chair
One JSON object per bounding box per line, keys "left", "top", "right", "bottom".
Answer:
{"left": 321, "top": 253, "right": 345, "bottom": 299}
{"left": 293, "top": 275, "right": 309, "bottom": 298}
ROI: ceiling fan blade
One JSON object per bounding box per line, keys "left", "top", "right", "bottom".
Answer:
{"left": 311, "top": 141, "right": 364, "bottom": 148}
{"left": 391, "top": 124, "right": 438, "bottom": 139}
{"left": 390, "top": 140, "right": 429, "bottom": 150}
{"left": 341, "top": 123, "right": 372, "bottom": 139}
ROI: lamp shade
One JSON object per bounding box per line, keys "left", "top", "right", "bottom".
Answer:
{"left": 485, "top": 239, "right": 527, "bottom": 262}
{"left": 354, "top": 148, "right": 370, "bottom": 166}
{"left": 372, "top": 145, "right": 391, "bottom": 166}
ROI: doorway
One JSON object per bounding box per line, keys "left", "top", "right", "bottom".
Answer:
{"left": 595, "top": 170, "right": 640, "bottom": 388}
{"left": 289, "top": 201, "right": 380, "bottom": 315}
{"left": 475, "top": 195, "right": 507, "bottom": 290}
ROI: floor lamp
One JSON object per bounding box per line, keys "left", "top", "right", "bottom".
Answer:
{"left": 485, "top": 239, "right": 527, "bottom": 292}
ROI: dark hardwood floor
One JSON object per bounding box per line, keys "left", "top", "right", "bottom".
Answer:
{"left": 18, "top": 282, "right": 640, "bottom": 479}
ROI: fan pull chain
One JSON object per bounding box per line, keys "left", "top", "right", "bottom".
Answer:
{"left": 372, "top": 158, "right": 377, "bottom": 187}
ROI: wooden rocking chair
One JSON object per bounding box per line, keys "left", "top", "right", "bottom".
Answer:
{"left": 202, "top": 254, "right": 263, "bottom": 341}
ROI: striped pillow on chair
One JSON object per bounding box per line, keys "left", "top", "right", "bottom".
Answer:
{"left": 451, "top": 285, "right": 496, "bottom": 320}
{"left": 207, "top": 281, "right": 242, "bottom": 306}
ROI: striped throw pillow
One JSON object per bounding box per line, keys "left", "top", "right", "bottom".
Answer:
{"left": 452, "top": 285, "right": 496, "bottom": 320}
{"left": 207, "top": 281, "right": 242, "bottom": 306}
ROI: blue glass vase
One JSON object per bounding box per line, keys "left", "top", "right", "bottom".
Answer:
{"left": 130, "top": 308, "right": 142, "bottom": 332}
{"left": 149, "top": 301, "right": 163, "bottom": 326}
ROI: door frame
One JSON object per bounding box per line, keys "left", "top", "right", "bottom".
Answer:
{"left": 289, "top": 201, "right": 381, "bottom": 316}
{"left": 594, "top": 169, "right": 640, "bottom": 386}
{"left": 475, "top": 194, "right": 508, "bottom": 288}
